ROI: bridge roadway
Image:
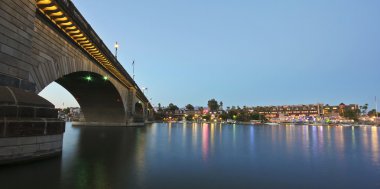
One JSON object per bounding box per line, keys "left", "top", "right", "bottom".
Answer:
{"left": 0, "top": 0, "right": 154, "bottom": 164}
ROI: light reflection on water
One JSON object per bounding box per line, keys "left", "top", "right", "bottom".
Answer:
{"left": 202, "top": 123, "right": 209, "bottom": 161}
{"left": 0, "top": 123, "right": 379, "bottom": 189}
{"left": 371, "top": 127, "right": 379, "bottom": 165}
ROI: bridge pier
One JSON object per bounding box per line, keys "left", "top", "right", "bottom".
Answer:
{"left": 0, "top": 86, "right": 65, "bottom": 165}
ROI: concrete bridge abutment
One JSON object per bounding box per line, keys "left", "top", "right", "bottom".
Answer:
{"left": 0, "top": 86, "right": 65, "bottom": 165}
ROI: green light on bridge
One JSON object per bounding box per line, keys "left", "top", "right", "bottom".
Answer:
{"left": 85, "top": 76, "right": 92, "bottom": 81}
{"left": 103, "top": 76, "right": 108, "bottom": 81}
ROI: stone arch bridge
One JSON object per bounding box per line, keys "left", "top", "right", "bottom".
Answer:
{"left": 0, "top": 0, "right": 154, "bottom": 164}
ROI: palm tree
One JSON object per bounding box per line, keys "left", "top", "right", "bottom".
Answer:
{"left": 360, "top": 103, "right": 368, "bottom": 115}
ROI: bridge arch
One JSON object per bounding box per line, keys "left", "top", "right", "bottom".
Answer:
{"left": 134, "top": 102, "right": 144, "bottom": 114}
{"left": 133, "top": 101, "right": 145, "bottom": 122}
{"left": 0, "top": 0, "right": 155, "bottom": 165}
{"left": 44, "top": 71, "right": 127, "bottom": 123}
{"left": 1, "top": 0, "right": 152, "bottom": 124}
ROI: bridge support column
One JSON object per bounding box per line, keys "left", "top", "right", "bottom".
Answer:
{"left": 0, "top": 87, "right": 65, "bottom": 165}
{"left": 147, "top": 107, "right": 154, "bottom": 121}
{"left": 144, "top": 103, "right": 149, "bottom": 122}
{"left": 126, "top": 88, "right": 137, "bottom": 124}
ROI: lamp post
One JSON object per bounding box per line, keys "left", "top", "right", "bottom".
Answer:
{"left": 149, "top": 98, "right": 154, "bottom": 108}
{"left": 114, "top": 42, "right": 119, "bottom": 59}
{"left": 132, "top": 60, "right": 135, "bottom": 80}
{"left": 142, "top": 87, "right": 148, "bottom": 94}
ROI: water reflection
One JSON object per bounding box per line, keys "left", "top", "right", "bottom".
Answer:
{"left": 168, "top": 122, "right": 172, "bottom": 143}
{"left": 371, "top": 127, "right": 379, "bottom": 165}
{"left": 250, "top": 126, "right": 254, "bottom": 146}
{"left": 210, "top": 123, "right": 215, "bottom": 156}
{"left": 0, "top": 123, "right": 379, "bottom": 189}
{"left": 182, "top": 122, "right": 187, "bottom": 145}
{"left": 202, "top": 124, "right": 209, "bottom": 161}
{"left": 60, "top": 124, "right": 149, "bottom": 189}
{"left": 192, "top": 123, "right": 198, "bottom": 152}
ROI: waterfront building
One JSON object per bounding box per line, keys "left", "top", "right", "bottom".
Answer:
{"left": 323, "top": 103, "right": 359, "bottom": 117}
{"left": 253, "top": 103, "right": 359, "bottom": 119}
{"left": 253, "top": 104, "right": 324, "bottom": 118}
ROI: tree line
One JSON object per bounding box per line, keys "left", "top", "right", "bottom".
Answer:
{"left": 155, "top": 99, "right": 267, "bottom": 122}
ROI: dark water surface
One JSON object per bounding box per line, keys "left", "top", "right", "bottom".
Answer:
{"left": 1, "top": 123, "right": 379, "bottom": 189}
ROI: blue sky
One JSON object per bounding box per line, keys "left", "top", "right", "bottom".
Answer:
{"left": 39, "top": 0, "right": 380, "bottom": 109}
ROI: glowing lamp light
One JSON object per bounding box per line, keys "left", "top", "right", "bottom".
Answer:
{"left": 103, "top": 76, "right": 108, "bottom": 80}
{"left": 85, "top": 76, "right": 92, "bottom": 81}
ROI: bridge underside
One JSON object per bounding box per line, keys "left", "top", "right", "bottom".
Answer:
{"left": 56, "top": 72, "right": 126, "bottom": 123}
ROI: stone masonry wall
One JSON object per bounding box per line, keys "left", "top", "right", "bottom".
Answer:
{"left": 0, "top": 0, "right": 131, "bottom": 116}
{"left": 0, "top": 134, "right": 63, "bottom": 164}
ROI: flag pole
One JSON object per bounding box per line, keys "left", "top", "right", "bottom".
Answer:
{"left": 376, "top": 96, "right": 378, "bottom": 119}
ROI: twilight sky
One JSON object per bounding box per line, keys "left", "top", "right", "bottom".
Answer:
{"left": 39, "top": 0, "right": 380, "bottom": 109}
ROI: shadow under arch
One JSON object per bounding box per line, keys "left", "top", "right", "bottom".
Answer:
{"left": 55, "top": 71, "right": 126, "bottom": 123}
{"left": 134, "top": 102, "right": 144, "bottom": 122}
{"left": 135, "top": 102, "right": 143, "bottom": 114}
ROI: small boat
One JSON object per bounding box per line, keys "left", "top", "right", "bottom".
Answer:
{"left": 265, "top": 123, "right": 279, "bottom": 126}
{"left": 341, "top": 124, "right": 352, "bottom": 127}
{"left": 226, "top": 119, "right": 237, "bottom": 124}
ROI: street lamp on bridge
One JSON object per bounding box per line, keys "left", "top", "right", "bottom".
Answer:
{"left": 142, "top": 87, "right": 148, "bottom": 94}
{"left": 114, "top": 42, "right": 119, "bottom": 59}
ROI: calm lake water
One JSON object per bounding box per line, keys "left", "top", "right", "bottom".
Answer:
{"left": 1, "top": 122, "right": 379, "bottom": 189}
